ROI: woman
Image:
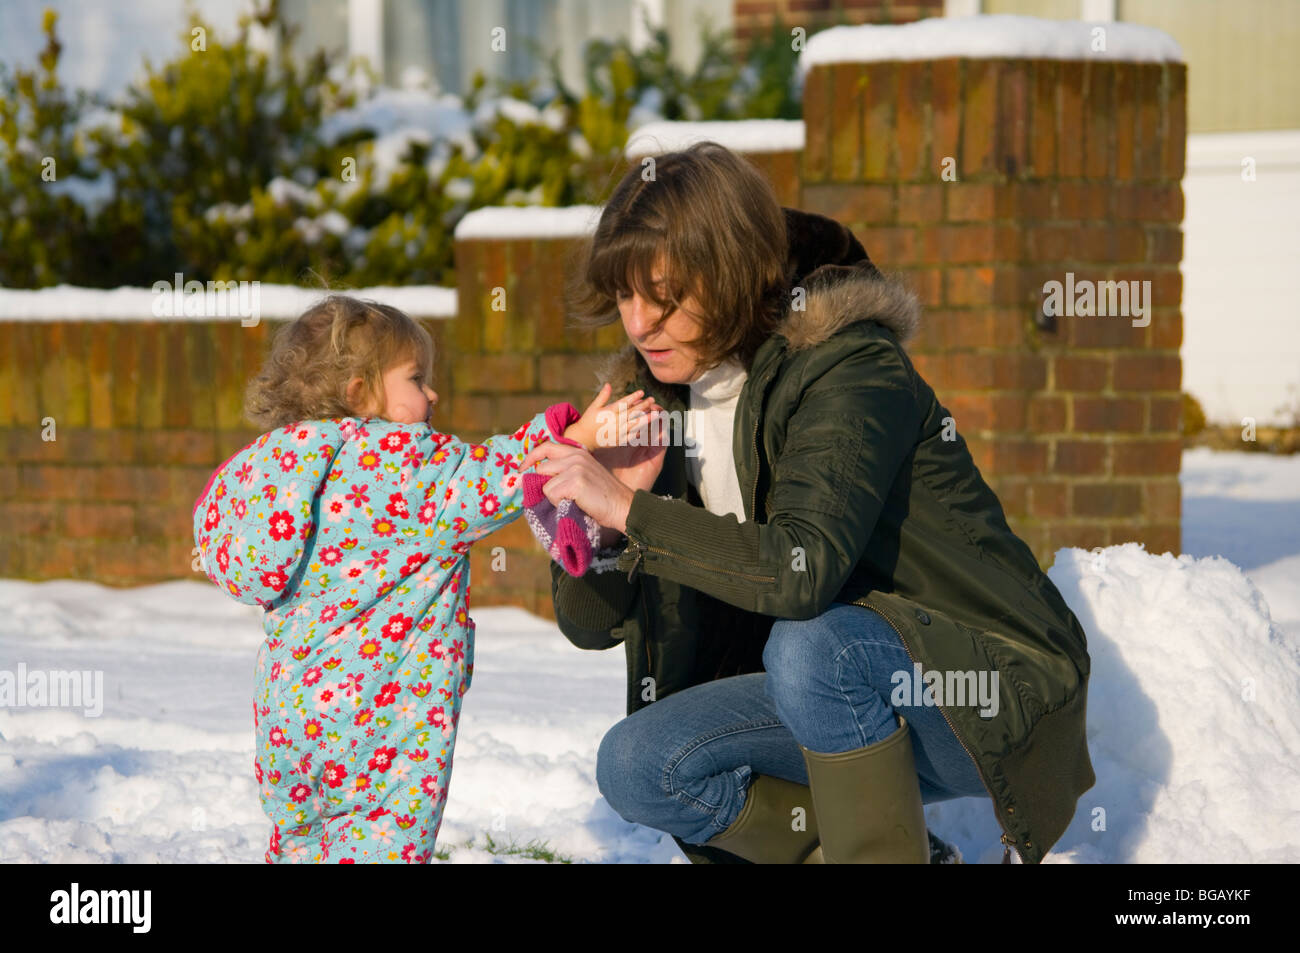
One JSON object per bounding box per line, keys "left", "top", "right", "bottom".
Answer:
{"left": 520, "top": 142, "right": 1096, "bottom": 864}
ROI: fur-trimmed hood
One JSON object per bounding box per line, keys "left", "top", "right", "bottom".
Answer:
{"left": 591, "top": 206, "right": 918, "bottom": 391}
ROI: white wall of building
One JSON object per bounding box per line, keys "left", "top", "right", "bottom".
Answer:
{"left": 1181, "top": 130, "right": 1300, "bottom": 426}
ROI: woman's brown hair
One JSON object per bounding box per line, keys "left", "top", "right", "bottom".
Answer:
{"left": 567, "top": 140, "right": 789, "bottom": 374}
{"left": 244, "top": 294, "right": 434, "bottom": 430}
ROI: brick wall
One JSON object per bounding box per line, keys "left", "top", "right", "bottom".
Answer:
{"left": 800, "top": 56, "right": 1186, "bottom": 557}
{"left": 1, "top": 318, "right": 447, "bottom": 586}
{"left": 4, "top": 321, "right": 240, "bottom": 583}
{"left": 0, "top": 242, "right": 624, "bottom": 617}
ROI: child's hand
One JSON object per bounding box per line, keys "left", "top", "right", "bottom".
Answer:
{"left": 564, "top": 382, "right": 663, "bottom": 452}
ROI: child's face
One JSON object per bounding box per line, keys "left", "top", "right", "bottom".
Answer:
{"left": 355, "top": 358, "right": 439, "bottom": 424}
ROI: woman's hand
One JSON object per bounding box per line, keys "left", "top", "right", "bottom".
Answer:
{"left": 520, "top": 436, "right": 665, "bottom": 535}
{"left": 590, "top": 435, "right": 668, "bottom": 548}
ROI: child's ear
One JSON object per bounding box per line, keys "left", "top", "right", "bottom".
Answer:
{"left": 345, "top": 376, "right": 370, "bottom": 414}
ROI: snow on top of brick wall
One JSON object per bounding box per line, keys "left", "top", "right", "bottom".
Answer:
{"left": 801, "top": 15, "right": 1183, "bottom": 69}
{"left": 625, "top": 120, "right": 805, "bottom": 157}
{"left": 453, "top": 205, "right": 602, "bottom": 240}
{"left": 0, "top": 283, "right": 457, "bottom": 321}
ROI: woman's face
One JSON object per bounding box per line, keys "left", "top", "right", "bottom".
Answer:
{"left": 617, "top": 260, "right": 707, "bottom": 386}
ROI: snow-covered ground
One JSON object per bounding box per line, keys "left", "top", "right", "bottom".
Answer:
{"left": 2, "top": 448, "right": 1298, "bottom": 864}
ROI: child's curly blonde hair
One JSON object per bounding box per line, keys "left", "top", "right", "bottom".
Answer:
{"left": 244, "top": 294, "right": 435, "bottom": 430}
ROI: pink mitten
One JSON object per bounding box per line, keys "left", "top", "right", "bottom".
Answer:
{"left": 524, "top": 403, "right": 601, "bottom": 576}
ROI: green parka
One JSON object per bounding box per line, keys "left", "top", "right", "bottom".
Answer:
{"left": 549, "top": 208, "right": 1096, "bottom": 864}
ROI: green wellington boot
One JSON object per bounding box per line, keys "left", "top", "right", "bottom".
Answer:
{"left": 704, "top": 773, "right": 823, "bottom": 863}
{"left": 799, "top": 714, "right": 930, "bottom": 863}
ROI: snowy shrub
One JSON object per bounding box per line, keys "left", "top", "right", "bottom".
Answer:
{"left": 0, "top": 10, "right": 111, "bottom": 287}
{"left": 88, "top": 1, "right": 358, "bottom": 286}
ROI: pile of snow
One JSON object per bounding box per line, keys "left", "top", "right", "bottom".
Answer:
{"left": 928, "top": 543, "right": 1300, "bottom": 863}
{"left": 454, "top": 205, "right": 602, "bottom": 241}
{"left": 800, "top": 14, "right": 1184, "bottom": 69}
{"left": 625, "top": 120, "right": 805, "bottom": 158}
{"left": 0, "top": 284, "right": 457, "bottom": 321}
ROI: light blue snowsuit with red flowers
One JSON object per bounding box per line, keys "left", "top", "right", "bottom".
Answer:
{"left": 192, "top": 407, "right": 572, "bottom": 863}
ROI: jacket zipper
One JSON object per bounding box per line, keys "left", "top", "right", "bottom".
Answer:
{"left": 851, "top": 595, "right": 1024, "bottom": 865}
{"left": 624, "top": 537, "right": 776, "bottom": 585}
{"left": 625, "top": 540, "right": 642, "bottom": 583}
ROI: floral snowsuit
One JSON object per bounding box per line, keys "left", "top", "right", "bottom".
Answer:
{"left": 192, "top": 409, "right": 566, "bottom": 863}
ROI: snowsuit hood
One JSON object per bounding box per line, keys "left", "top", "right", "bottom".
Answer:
{"left": 193, "top": 421, "right": 378, "bottom": 609}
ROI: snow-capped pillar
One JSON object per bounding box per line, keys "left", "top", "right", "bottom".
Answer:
{"left": 799, "top": 17, "right": 1187, "bottom": 564}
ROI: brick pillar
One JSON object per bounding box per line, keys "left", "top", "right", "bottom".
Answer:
{"left": 452, "top": 210, "right": 624, "bottom": 618}
{"left": 800, "top": 48, "right": 1186, "bottom": 565}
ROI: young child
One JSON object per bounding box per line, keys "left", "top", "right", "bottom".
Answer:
{"left": 191, "top": 294, "right": 656, "bottom": 863}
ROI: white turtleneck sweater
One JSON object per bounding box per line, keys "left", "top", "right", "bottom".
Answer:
{"left": 684, "top": 357, "right": 749, "bottom": 523}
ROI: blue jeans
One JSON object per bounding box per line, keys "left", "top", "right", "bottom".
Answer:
{"left": 596, "top": 602, "right": 989, "bottom": 845}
